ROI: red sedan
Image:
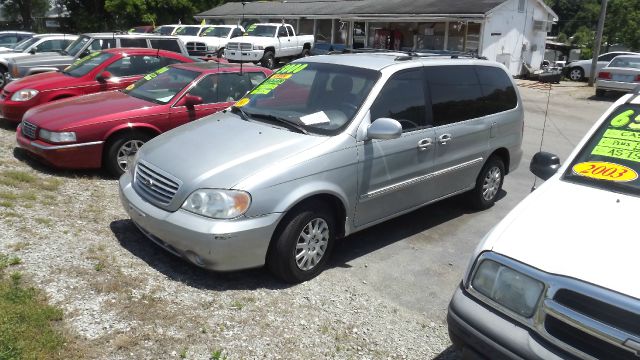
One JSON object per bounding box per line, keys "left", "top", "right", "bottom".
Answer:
{"left": 16, "top": 62, "right": 271, "bottom": 176}
{"left": 0, "top": 48, "right": 194, "bottom": 123}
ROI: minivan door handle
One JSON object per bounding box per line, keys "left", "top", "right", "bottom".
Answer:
{"left": 438, "top": 134, "right": 452, "bottom": 145}
{"left": 417, "top": 138, "right": 432, "bottom": 150}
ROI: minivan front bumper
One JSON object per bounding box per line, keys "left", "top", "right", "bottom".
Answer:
{"left": 119, "top": 171, "right": 281, "bottom": 271}
{"left": 447, "top": 286, "right": 565, "bottom": 360}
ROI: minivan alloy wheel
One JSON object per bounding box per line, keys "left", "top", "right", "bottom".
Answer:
{"left": 116, "top": 139, "right": 145, "bottom": 172}
{"left": 482, "top": 167, "right": 502, "bottom": 201}
{"left": 569, "top": 68, "right": 583, "bottom": 81}
{"left": 295, "top": 218, "right": 329, "bottom": 271}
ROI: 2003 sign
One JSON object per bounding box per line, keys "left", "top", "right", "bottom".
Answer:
{"left": 572, "top": 161, "right": 638, "bottom": 182}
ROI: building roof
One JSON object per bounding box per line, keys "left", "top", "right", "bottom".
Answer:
{"left": 197, "top": 0, "right": 509, "bottom": 19}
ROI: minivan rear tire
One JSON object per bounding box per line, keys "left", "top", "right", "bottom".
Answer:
{"left": 469, "top": 157, "right": 505, "bottom": 210}
{"left": 267, "top": 203, "right": 336, "bottom": 283}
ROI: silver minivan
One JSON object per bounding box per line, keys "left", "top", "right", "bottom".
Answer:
{"left": 119, "top": 53, "right": 524, "bottom": 282}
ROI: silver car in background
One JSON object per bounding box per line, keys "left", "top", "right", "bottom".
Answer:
{"left": 119, "top": 53, "right": 524, "bottom": 283}
{"left": 596, "top": 55, "right": 640, "bottom": 97}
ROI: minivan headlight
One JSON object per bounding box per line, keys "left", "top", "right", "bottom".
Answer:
{"left": 182, "top": 189, "right": 251, "bottom": 219}
{"left": 11, "top": 89, "right": 38, "bottom": 101}
{"left": 471, "top": 259, "right": 544, "bottom": 317}
{"left": 39, "top": 129, "right": 76, "bottom": 143}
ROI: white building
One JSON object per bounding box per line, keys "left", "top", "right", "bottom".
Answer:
{"left": 196, "top": 0, "right": 558, "bottom": 76}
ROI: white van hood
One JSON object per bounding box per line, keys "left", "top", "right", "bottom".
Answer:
{"left": 486, "top": 178, "right": 640, "bottom": 299}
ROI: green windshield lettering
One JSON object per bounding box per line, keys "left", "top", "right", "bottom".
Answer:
{"left": 143, "top": 66, "right": 170, "bottom": 81}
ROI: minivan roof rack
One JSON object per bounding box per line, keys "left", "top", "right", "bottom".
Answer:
{"left": 328, "top": 48, "right": 487, "bottom": 61}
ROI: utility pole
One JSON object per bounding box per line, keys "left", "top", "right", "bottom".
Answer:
{"left": 588, "top": 0, "right": 608, "bottom": 86}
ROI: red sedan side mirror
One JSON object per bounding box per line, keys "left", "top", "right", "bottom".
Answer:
{"left": 97, "top": 71, "right": 112, "bottom": 82}
{"left": 178, "top": 94, "right": 203, "bottom": 108}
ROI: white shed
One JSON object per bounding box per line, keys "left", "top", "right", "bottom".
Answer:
{"left": 196, "top": 0, "right": 558, "bottom": 76}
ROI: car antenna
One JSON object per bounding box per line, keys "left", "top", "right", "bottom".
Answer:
{"left": 531, "top": 83, "right": 553, "bottom": 192}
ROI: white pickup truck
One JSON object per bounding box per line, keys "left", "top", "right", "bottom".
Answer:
{"left": 179, "top": 25, "right": 245, "bottom": 58}
{"left": 224, "top": 23, "right": 314, "bottom": 69}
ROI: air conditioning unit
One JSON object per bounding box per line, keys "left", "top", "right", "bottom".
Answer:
{"left": 533, "top": 20, "right": 552, "bottom": 32}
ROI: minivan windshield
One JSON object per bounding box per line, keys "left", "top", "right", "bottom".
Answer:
{"left": 245, "top": 25, "right": 277, "bottom": 37}
{"left": 124, "top": 67, "right": 200, "bottom": 104}
{"left": 13, "top": 37, "right": 38, "bottom": 51}
{"left": 63, "top": 52, "right": 113, "bottom": 77}
{"left": 65, "top": 36, "right": 90, "bottom": 56}
{"left": 201, "top": 27, "right": 231, "bottom": 38}
{"left": 232, "top": 62, "right": 379, "bottom": 136}
{"left": 563, "top": 104, "right": 640, "bottom": 196}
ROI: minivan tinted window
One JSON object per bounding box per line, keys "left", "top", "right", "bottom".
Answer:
{"left": 120, "top": 38, "right": 148, "bottom": 48}
{"left": 476, "top": 66, "right": 518, "bottom": 115}
{"left": 425, "top": 65, "right": 484, "bottom": 126}
{"left": 370, "top": 69, "right": 428, "bottom": 132}
{"left": 149, "top": 39, "right": 181, "bottom": 53}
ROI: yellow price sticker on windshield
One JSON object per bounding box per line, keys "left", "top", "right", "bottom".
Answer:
{"left": 125, "top": 84, "right": 135, "bottom": 91}
{"left": 572, "top": 161, "right": 638, "bottom": 182}
{"left": 235, "top": 98, "right": 250, "bottom": 107}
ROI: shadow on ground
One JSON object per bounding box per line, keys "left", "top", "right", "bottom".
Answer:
{"left": 434, "top": 346, "right": 460, "bottom": 360}
{"left": 12, "top": 147, "right": 109, "bottom": 180}
{"left": 111, "top": 189, "right": 505, "bottom": 291}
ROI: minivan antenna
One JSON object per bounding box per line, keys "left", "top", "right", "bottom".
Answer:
{"left": 531, "top": 84, "right": 553, "bottom": 192}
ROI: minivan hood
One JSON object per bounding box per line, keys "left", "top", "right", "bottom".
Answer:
{"left": 138, "top": 112, "right": 328, "bottom": 192}
{"left": 23, "top": 91, "right": 151, "bottom": 130}
{"left": 5, "top": 71, "right": 72, "bottom": 92}
{"left": 489, "top": 179, "right": 640, "bottom": 299}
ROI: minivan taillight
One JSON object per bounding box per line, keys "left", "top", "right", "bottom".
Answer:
{"left": 598, "top": 71, "right": 612, "bottom": 80}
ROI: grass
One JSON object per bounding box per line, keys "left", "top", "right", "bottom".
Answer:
{"left": 0, "top": 170, "right": 62, "bottom": 192}
{"left": 35, "top": 218, "right": 53, "bottom": 227}
{"left": 0, "top": 254, "right": 66, "bottom": 359}
{"left": 210, "top": 349, "right": 228, "bottom": 360}
{"left": 179, "top": 348, "right": 187, "bottom": 358}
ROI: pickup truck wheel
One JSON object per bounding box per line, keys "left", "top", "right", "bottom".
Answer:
{"left": 469, "top": 156, "right": 505, "bottom": 210}
{"left": 301, "top": 48, "right": 311, "bottom": 58}
{"left": 261, "top": 51, "right": 275, "bottom": 69}
{"left": 104, "top": 132, "right": 151, "bottom": 177}
{"left": 568, "top": 67, "right": 584, "bottom": 81}
{"left": 216, "top": 48, "right": 224, "bottom": 58}
{"left": 267, "top": 204, "right": 335, "bottom": 283}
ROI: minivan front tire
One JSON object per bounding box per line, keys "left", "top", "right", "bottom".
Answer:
{"left": 267, "top": 204, "right": 336, "bottom": 283}
{"left": 469, "top": 157, "right": 505, "bottom": 210}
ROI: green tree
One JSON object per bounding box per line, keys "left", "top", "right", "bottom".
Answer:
{"left": 0, "top": 0, "right": 49, "bottom": 30}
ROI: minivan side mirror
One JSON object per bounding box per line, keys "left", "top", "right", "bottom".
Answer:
{"left": 367, "top": 118, "right": 402, "bottom": 140}
{"left": 530, "top": 151, "right": 561, "bottom": 180}
{"left": 28, "top": 47, "right": 37, "bottom": 54}
{"left": 96, "top": 71, "right": 112, "bottom": 82}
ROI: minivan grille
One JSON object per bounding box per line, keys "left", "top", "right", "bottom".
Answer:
{"left": 134, "top": 162, "right": 180, "bottom": 206}
{"left": 21, "top": 121, "right": 37, "bottom": 139}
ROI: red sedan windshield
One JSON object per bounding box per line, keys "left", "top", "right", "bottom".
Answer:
{"left": 63, "top": 52, "right": 113, "bottom": 77}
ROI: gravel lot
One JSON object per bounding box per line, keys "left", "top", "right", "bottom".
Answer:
{"left": 0, "top": 81, "right": 615, "bottom": 359}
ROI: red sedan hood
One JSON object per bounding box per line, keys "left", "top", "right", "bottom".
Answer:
{"left": 5, "top": 71, "right": 76, "bottom": 92}
{"left": 23, "top": 91, "right": 155, "bottom": 130}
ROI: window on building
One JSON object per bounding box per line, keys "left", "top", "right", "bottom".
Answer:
{"left": 465, "top": 23, "right": 481, "bottom": 54}
{"left": 446, "top": 22, "right": 466, "bottom": 52}
{"left": 300, "top": 18, "right": 314, "bottom": 35}
{"left": 335, "top": 20, "right": 348, "bottom": 45}
{"left": 353, "top": 22, "right": 365, "bottom": 48}
{"left": 417, "top": 23, "right": 445, "bottom": 50}
{"left": 316, "top": 19, "right": 332, "bottom": 43}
